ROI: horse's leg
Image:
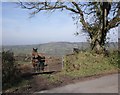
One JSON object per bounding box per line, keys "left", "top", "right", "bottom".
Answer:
{"left": 41, "top": 62, "right": 44, "bottom": 71}
{"left": 34, "top": 65, "right": 36, "bottom": 72}
{"left": 33, "top": 63, "right": 37, "bottom": 72}
{"left": 32, "top": 63, "right": 36, "bottom": 72}
{"left": 36, "top": 63, "right": 39, "bottom": 72}
{"left": 35, "top": 62, "right": 39, "bottom": 72}
{"left": 34, "top": 66, "right": 36, "bottom": 72}
{"left": 38, "top": 62, "right": 40, "bottom": 72}
{"left": 33, "top": 65, "right": 36, "bottom": 72}
{"left": 36, "top": 64, "right": 38, "bottom": 72}
{"left": 39, "top": 62, "right": 41, "bottom": 72}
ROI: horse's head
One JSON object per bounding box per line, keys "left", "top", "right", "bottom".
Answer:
{"left": 33, "top": 48, "right": 38, "bottom": 52}
{"left": 32, "top": 48, "right": 38, "bottom": 57}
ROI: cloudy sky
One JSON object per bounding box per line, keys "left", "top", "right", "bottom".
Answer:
{"left": 1, "top": 2, "right": 118, "bottom": 45}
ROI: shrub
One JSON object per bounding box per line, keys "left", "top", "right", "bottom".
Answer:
{"left": 2, "top": 50, "right": 21, "bottom": 90}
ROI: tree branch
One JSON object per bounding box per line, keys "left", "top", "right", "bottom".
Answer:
{"left": 19, "top": 2, "right": 80, "bottom": 14}
{"left": 72, "top": 2, "right": 92, "bottom": 33}
{"left": 107, "top": 6, "right": 120, "bottom": 30}
{"left": 107, "top": 16, "right": 120, "bottom": 30}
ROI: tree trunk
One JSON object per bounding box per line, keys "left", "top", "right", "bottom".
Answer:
{"left": 90, "top": 2, "right": 110, "bottom": 53}
{"left": 90, "top": 29, "right": 106, "bottom": 53}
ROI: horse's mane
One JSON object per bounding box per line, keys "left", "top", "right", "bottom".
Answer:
{"left": 32, "top": 50, "right": 46, "bottom": 57}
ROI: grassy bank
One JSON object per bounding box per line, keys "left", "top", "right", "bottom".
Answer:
{"left": 62, "top": 51, "right": 119, "bottom": 78}
{"left": 38, "top": 51, "right": 119, "bottom": 84}
{"left": 49, "top": 51, "right": 118, "bottom": 80}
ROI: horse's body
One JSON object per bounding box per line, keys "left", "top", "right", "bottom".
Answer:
{"left": 32, "top": 48, "right": 46, "bottom": 72}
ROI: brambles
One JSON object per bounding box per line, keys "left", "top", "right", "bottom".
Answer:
{"left": 2, "top": 50, "right": 21, "bottom": 90}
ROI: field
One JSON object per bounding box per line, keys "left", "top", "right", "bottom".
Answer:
{"left": 3, "top": 48, "right": 119, "bottom": 94}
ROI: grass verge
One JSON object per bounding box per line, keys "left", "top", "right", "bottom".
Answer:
{"left": 45, "top": 51, "right": 119, "bottom": 83}
{"left": 62, "top": 51, "right": 119, "bottom": 78}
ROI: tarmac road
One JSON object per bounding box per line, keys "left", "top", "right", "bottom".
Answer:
{"left": 37, "top": 74, "right": 118, "bottom": 93}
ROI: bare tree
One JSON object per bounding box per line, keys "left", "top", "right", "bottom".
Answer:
{"left": 18, "top": 1, "right": 120, "bottom": 53}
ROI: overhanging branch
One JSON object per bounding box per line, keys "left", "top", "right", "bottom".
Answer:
{"left": 19, "top": 2, "right": 80, "bottom": 14}
{"left": 107, "top": 7, "right": 120, "bottom": 30}
{"left": 72, "top": 2, "right": 92, "bottom": 33}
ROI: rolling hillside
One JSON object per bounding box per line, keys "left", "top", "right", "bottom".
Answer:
{"left": 2, "top": 42, "right": 118, "bottom": 56}
{"left": 2, "top": 42, "right": 89, "bottom": 56}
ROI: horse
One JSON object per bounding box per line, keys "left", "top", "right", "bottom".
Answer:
{"left": 32, "top": 48, "right": 46, "bottom": 72}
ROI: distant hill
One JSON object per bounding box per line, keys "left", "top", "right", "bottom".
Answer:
{"left": 2, "top": 42, "right": 89, "bottom": 56}
{"left": 2, "top": 42, "right": 118, "bottom": 56}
